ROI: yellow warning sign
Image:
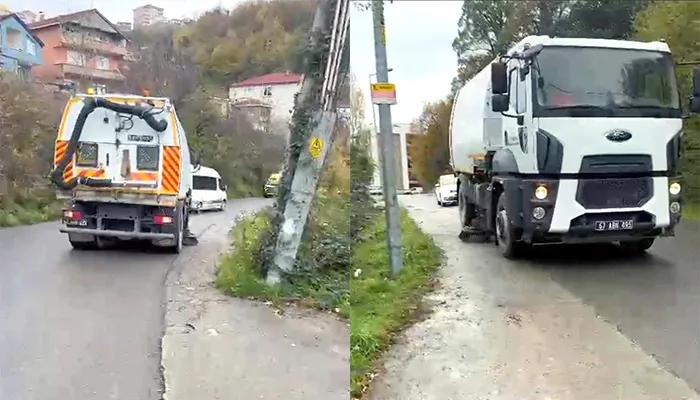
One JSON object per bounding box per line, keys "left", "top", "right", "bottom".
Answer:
{"left": 309, "top": 137, "right": 323, "bottom": 159}
{"left": 370, "top": 83, "right": 397, "bottom": 105}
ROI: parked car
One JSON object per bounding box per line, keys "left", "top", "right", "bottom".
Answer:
{"left": 434, "top": 174, "right": 457, "bottom": 206}
{"left": 264, "top": 172, "right": 281, "bottom": 198}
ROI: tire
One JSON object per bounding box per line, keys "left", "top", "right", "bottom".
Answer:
{"left": 494, "top": 192, "right": 527, "bottom": 259}
{"left": 619, "top": 238, "right": 654, "bottom": 255}
{"left": 458, "top": 187, "right": 468, "bottom": 228}
{"left": 219, "top": 200, "right": 227, "bottom": 212}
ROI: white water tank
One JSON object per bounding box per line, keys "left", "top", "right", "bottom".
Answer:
{"left": 449, "top": 59, "right": 504, "bottom": 174}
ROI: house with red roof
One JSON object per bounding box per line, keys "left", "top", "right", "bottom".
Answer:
{"left": 228, "top": 71, "right": 303, "bottom": 132}
{"left": 28, "top": 9, "right": 128, "bottom": 92}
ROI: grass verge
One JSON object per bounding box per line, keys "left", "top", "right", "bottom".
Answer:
{"left": 683, "top": 202, "right": 700, "bottom": 221}
{"left": 215, "top": 189, "right": 350, "bottom": 317}
{"left": 349, "top": 208, "right": 443, "bottom": 398}
{"left": 0, "top": 201, "right": 64, "bottom": 228}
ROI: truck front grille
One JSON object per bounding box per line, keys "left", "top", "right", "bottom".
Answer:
{"left": 576, "top": 177, "right": 652, "bottom": 209}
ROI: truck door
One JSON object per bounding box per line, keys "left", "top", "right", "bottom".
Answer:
{"left": 502, "top": 60, "right": 536, "bottom": 173}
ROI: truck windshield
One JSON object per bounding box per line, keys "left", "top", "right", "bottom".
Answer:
{"left": 532, "top": 46, "right": 681, "bottom": 118}
{"left": 193, "top": 176, "right": 218, "bottom": 190}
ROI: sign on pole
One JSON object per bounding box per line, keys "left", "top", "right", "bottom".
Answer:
{"left": 309, "top": 137, "right": 323, "bottom": 159}
{"left": 370, "top": 82, "right": 397, "bottom": 105}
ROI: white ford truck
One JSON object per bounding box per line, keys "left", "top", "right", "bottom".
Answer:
{"left": 450, "top": 35, "right": 700, "bottom": 258}
{"left": 50, "top": 93, "right": 200, "bottom": 252}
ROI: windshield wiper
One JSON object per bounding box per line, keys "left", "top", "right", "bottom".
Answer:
{"left": 542, "top": 105, "right": 613, "bottom": 111}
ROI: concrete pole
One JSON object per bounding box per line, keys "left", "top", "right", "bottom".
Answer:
{"left": 372, "top": 0, "right": 403, "bottom": 274}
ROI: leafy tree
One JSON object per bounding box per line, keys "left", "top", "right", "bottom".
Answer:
{"left": 560, "top": 0, "right": 649, "bottom": 40}
{"left": 174, "top": 0, "right": 316, "bottom": 86}
{"left": 633, "top": 0, "right": 700, "bottom": 203}
{"left": 407, "top": 99, "right": 453, "bottom": 187}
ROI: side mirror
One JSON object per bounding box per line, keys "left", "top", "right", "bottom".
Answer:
{"left": 491, "top": 62, "right": 508, "bottom": 94}
{"left": 434, "top": 183, "right": 439, "bottom": 188}
{"left": 491, "top": 94, "right": 509, "bottom": 112}
{"left": 690, "top": 68, "right": 700, "bottom": 114}
{"left": 220, "top": 183, "right": 227, "bottom": 191}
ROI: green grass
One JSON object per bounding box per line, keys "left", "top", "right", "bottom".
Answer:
{"left": 683, "top": 202, "right": 700, "bottom": 221}
{"left": 215, "top": 191, "right": 351, "bottom": 317}
{"left": 349, "top": 209, "right": 443, "bottom": 398}
{"left": 0, "top": 202, "right": 64, "bottom": 228}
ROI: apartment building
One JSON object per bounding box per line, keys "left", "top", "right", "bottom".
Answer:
{"left": 29, "top": 9, "right": 128, "bottom": 92}
{"left": 133, "top": 5, "right": 164, "bottom": 28}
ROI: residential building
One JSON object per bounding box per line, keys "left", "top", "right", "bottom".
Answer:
{"left": 0, "top": 13, "right": 44, "bottom": 80}
{"left": 133, "top": 5, "right": 164, "bottom": 28}
{"left": 368, "top": 122, "right": 415, "bottom": 191}
{"left": 28, "top": 9, "right": 128, "bottom": 92}
{"left": 15, "top": 10, "right": 38, "bottom": 24}
{"left": 228, "top": 72, "right": 303, "bottom": 130}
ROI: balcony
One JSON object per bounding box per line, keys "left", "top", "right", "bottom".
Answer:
{"left": 58, "top": 63, "right": 126, "bottom": 81}
{"left": 60, "top": 34, "right": 127, "bottom": 57}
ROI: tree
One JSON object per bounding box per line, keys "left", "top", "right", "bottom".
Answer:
{"left": 407, "top": 99, "right": 453, "bottom": 187}
{"left": 560, "top": 0, "right": 649, "bottom": 40}
{"left": 122, "top": 24, "right": 199, "bottom": 108}
{"left": 174, "top": 0, "right": 317, "bottom": 86}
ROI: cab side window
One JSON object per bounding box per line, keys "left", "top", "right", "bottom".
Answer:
{"left": 516, "top": 67, "right": 527, "bottom": 114}
{"left": 508, "top": 67, "right": 517, "bottom": 112}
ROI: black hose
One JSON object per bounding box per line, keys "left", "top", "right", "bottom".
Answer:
{"left": 49, "top": 97, "right": 169, "bottom": 190}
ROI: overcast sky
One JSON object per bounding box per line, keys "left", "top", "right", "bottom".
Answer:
{"left": 350, "top": 1, "right": 462, "bottom": 124}
{"left": 2, "top": 0, "right": 245, "bottom": 24}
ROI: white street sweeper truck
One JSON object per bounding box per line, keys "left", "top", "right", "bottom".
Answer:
{"left": 50, "top": 92, "right": 201, "bottom": 252}
{"left": 449, "top": 35, "right": 700, "bottom": 258}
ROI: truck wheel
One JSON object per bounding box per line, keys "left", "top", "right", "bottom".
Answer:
{"left": 619, "top": 238, "right": 654, "bottom": 255}
{"left": 495, "top": 192, "right": 525, "bottom": 259}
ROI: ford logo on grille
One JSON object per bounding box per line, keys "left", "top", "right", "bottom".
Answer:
{"left": 605, "top": 129, "right": 632, "bottom": 142}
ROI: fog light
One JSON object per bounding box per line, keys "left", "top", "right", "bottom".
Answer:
{"left": 669, "top": 182, "right": 681, "bottom": 195}
{"left": 534, "top": 185, "right": 548, "bottom": 200}
{"left": 670, "top": 202, "right": 681, "bottom": 214}
{"left": 533, "top": 206, "right": 546, "bottom": 220}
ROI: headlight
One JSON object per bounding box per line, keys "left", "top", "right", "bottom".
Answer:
{"left": 669, "top": 182, "right": 681, "bottom": 195}
{"left": 534, "top": 185, "right": 548, "bottom": 200}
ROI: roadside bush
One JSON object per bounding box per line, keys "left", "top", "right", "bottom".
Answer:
{"left": 216, "top": 141, "right": 351, "bottom": 314}
{"left": 0, "top": 74, "right": 69, "bottom": 227}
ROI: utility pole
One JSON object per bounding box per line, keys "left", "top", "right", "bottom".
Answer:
{"left": 371, "top": 0, "right": 403, "bottom": 275}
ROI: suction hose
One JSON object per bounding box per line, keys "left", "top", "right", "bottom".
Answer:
{"left": 50, "top": 97, "right": 169, "bottom": 190}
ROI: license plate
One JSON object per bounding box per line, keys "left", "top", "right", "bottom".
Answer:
{"left": 594, "top": 220, "right": 633, "bottom": 231}
{"left": 66, "top": 219, "right": 88, "bottom": 226}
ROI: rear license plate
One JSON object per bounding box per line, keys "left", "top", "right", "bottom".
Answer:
{"left": 594, "top": 220, "right": 633, "bottom": 231}
{"left": 66, "top": 219, "right": 88, "bottom": 227}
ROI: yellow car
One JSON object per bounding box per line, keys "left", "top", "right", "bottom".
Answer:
{"left": 264, "top": 172, "right": 281, "bottom": 198}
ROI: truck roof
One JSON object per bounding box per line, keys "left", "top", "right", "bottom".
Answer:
{"left": 75, "top": 93, "right": 173, "bottom": 104}
{"left": 508, "top": 35, "right": 671, "bottom": 56}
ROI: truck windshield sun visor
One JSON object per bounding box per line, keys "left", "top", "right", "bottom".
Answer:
{"left": 50, "top": 97, "right": 169, "bottom": 191}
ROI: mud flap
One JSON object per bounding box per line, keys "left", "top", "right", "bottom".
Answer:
{"left": 183, "top": 229, "right": 198, "bottom": 246}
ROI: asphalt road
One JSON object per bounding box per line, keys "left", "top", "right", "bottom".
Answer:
{"left": 0, "top": 199, "right": 266, "bottom": 400}
{"left": 408, "top": 193, "right": 700, "bottom": 393}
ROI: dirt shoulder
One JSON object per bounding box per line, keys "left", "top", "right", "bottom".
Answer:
{"left": 160, "top": 199, "right": 349, "bottom": 400}
{"left": 369, "top": 194, "right": 699, "bottom": 400}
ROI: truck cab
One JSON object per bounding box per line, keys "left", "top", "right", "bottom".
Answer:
{"left": 450, "top": 36, "right": 700, "bottom": 258}
{"left": 51, "top": 93, "right": 199, "bottom": 252}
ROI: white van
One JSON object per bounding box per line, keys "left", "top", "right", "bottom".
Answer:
{"left": 191, "top": 166, "right": 227, "bottom": 212}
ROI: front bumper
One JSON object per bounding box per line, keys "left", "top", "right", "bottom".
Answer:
{"left": 510, "top": 177, "right": 682, "bottom": 244}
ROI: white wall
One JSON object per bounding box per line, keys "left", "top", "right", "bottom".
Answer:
{"left": 229, "top": 82, "right": 301, "bottom": 123}
{"left": 369, "top": 122, "right": 413, "bottom": 190}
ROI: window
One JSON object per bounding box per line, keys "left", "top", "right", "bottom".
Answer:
{"left": 438, "top": 175, "right": 457, "bottom": 186}
{"left": 508, "top": 67, "right": 517, "bottom": 112}
{"left": 95, "top": 56, "right": 110, "bottom": 70}
{"left": 67, "top": 50, "right": 86, "bottom": 66}
{"left": 193, "top": 176, "right": 218, "bottom": 191}
{"left": 76, "top": 142, "right": 99, "bottom": 167}
{"left": 516, "top": 67, "right": 527, "bottom": 114}
{"left": 263, "top": 86, "right": 272, "bottom": 97}
{"left": 6, "top": 28, "right": 21, "bottom": 50}
{"left": 26, "top": 39, "right": 36, "bottom": 55}
{"left": 532, "top": 47, "right": 680, "bottom": 118}
{"left": 136, "top": 146, "right": 160, "bottom": 171}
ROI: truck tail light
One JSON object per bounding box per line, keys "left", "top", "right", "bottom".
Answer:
{"left": 64, "top": 210, "right": 83, "bottom": 220}
{"left": 153, "top": 215, "right": 173, "bottom": 224}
